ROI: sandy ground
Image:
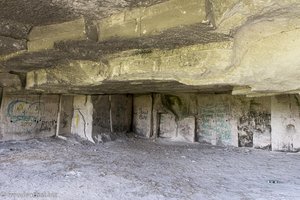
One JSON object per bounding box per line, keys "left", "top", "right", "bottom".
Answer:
{"left": 0, "top": 135, "right": 299, "bottom": 200}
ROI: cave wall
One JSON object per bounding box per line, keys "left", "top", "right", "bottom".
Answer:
{"left": 0, "top": 94, "right": 60, "bottom": 141}
{"left": 271, "top": 95, "right": 300, "bottom": 152}
{"left": 133, "top": 93, "right": 272, "bottom": 148}
{"left": 133, "top": 94, "right": 153, "bottom": 138}
{"left": 92, "top": 95, "right": 111, "bottom": 141}
{"left": 238, "top": 97, "right": 271, "bottom": 149}
{"left": 71, "top": 94, "right": 132, "bottom": 143}
{"left": 71, "top": 95, "right": 94, "bottom": 141}
{"left": 0, "top": 91, "right": 299, "bottom": 152}
{"left": 111, "top": 95, "right": 132, "bottom": 133}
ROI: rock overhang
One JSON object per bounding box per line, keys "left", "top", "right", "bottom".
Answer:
{"left": 0, "top": 0, "right": 299, "bottom": 96}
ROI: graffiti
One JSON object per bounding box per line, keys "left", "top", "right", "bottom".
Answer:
{"left": 5, "top": 99, "right": 59, "bottom": 133}
{"left": 137, "top": 108, "right": 149, "bottom": 120}
{"left": 198, "top": 105, "right": 232, "bottom": 144}
{"left": 7, "top": 100, "right": 44, "bottom": 124}
{"left": 40, "top": 120, "right": 57, "bottom": 132}
{"left": 238, "top": 111, "right": 271, "bottom": 147}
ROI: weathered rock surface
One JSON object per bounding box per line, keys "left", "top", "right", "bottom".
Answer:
{"left": 0, "top": 36, "right": 27, "bottom": 56}
{"left": 0, "top": 73, "right": 22, "bottom": 91}
{"left": 0, "top": 0, "right": 299, "bottom": 96}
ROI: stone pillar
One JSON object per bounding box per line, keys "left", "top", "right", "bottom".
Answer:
{"left": 271, "top": 95, "right": 300, "bottom": 151}
{"left": 71, "top": 94, "right": 133, "bottom": 143}
{"left": 59, "top": 95, "right": 74, "bottom": 135}
{"left": 71, "top": 95, "right": 94, "bottom": 142}
{"left": 177, "top": 117, "right": 196, "bottom": 142}
{"left": 133, "top": 95, "right": 153, "bottom": 138}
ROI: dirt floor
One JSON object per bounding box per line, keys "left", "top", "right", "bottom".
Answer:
{"left": 0, "top": 135, "right": 299, "bottom": 200}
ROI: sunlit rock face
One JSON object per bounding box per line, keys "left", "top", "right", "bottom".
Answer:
{"left": 0, "top": 0, "right": 299, "bottom": 95}
{"left": 230, "top": 4, "right": 300, "bottom": 94}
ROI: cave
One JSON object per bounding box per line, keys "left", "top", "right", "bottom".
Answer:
{"left": 0, "top": 0, "right": 300, "bottom": 199}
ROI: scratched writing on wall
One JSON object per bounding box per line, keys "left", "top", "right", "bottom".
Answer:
{"left": 198, "top": 104, "right": 232, "bottom": 144}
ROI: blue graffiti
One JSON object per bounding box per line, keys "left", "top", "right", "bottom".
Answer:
{"left": 7, "top": 100, "right": 44, "bottom": 123}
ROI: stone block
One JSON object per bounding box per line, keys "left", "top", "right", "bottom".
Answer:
{"left": 28, "top": 18, "right": 87, "bottom": 51}
{"left": 177, "top": 117, "right": 196, "bottom": 143}
{"left": 0, "top": 36, "right": 27, "bottom": 55}
{"left": 97, "top": 0, "right": 206, "bottom": 41}
{"left": 159, "top": 113, "right": 177, "bottom": 138}
{"left": 0, "top": 19, "right": 31, "bottom": 39}
{"left": 141, "top": 0, "right": 206, "bottom": 36}
{"left": 133, "top": 95, "right": 152, "bottom": 137}
{"left": 111, "top": 95, "right": 132, "bottom": 133}
{"left": 271, "top": 95, "right": 300, "bottom": 151}
{"left": 98, "top": 9, "right": 141, "bottom": 41}
{"left": 0, "top": 73, "right": 22, "bottom": 90}
{"left": 71, "top": 95, "right": 94, "bottom": 142}
{"left": 92, "top": 95, "right": 111, "bottom": 135}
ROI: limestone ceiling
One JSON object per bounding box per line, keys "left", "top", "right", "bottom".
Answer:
{"left": 0, "top": 0, "right": 300, "bottom": 96}
{"left": 0, "top": 0, "right": 167, "bottom": 26}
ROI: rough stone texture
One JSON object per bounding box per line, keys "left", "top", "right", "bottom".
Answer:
{"left": 177, "top": 117, "right": 195, "bottom": 143}
{"left": 0, "top": 19, "right": 31, "bottom": 39}
{"left": 98, "top": 8, "right": 141, "bottom": 40}
{"left": 0, "top": 0, "right": 167, "bottom": 26}
{"left": 0, "top": 36, "right": 27, "bottom": 55}
{"left": 210, "top": 0, "right": 299, "bottom": 34}
{"left": 25, "top": 41, "right": 233, "bottom": 93}
{"left": 91, "top": 95, "right": 111, "bottom": 142}
{"left": 0, "top": 0, "right": 300, "bottom": 153}
{"left": 154, "top": 94, "right": 197, "bottom": 142}
{"left": 0, "top": 23, "right": 230, "bottom": 73}
{"left": 71, "top": 94, "right": 132, "bottom": 142}
{"left": 136, "top": 93, "right": 270, "bottom": 147}
{"left": 0, "top": 73, "right": 22, "bottom": 91}
{"left": 133, "top": 94, "right": 152, "bottom": 137}
{"left": 111, "top": 95, "right": 132, "bottom": 133}
{"left": 71, "top": 95, "right": 94, "bottom": 142}
{"left": 92, "top": 95, "right": 132, "bottom": 142}
{"left": 28, "top": 18, "right": 88, "bottom": 51}
{"left": 0, "top": 0, "right": 300, "bottom": 97}
{"left": 59, "top": 95, "right": 74, "bottom": 135}
{"left": 197, "top": 95, "right": 240, "bottom": 146}
{"left": 229, "top": 3, "right": 300, "bottom": 95}
{"left": 0, "top": 94, "right": 59, "bottom": 141}
{"left": 141, "top": 0, "right": 205, "bottom": 36}
{"left": 238, "top": 97, "right": 271, "bottom": 149}
{"left": 271, "top": 95, "right": 300, "bottom": 152}
{"left": 159, "top": 113, "right": 177, "bottom": 138}
{"left": 1, "top": 50, "right": 74, "bottom": 72}
{"left": 98, "top": 0, "right": 206, "bottom": 40}
{"left": 135, "top": 93, "right": 239, "bottom": 145}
